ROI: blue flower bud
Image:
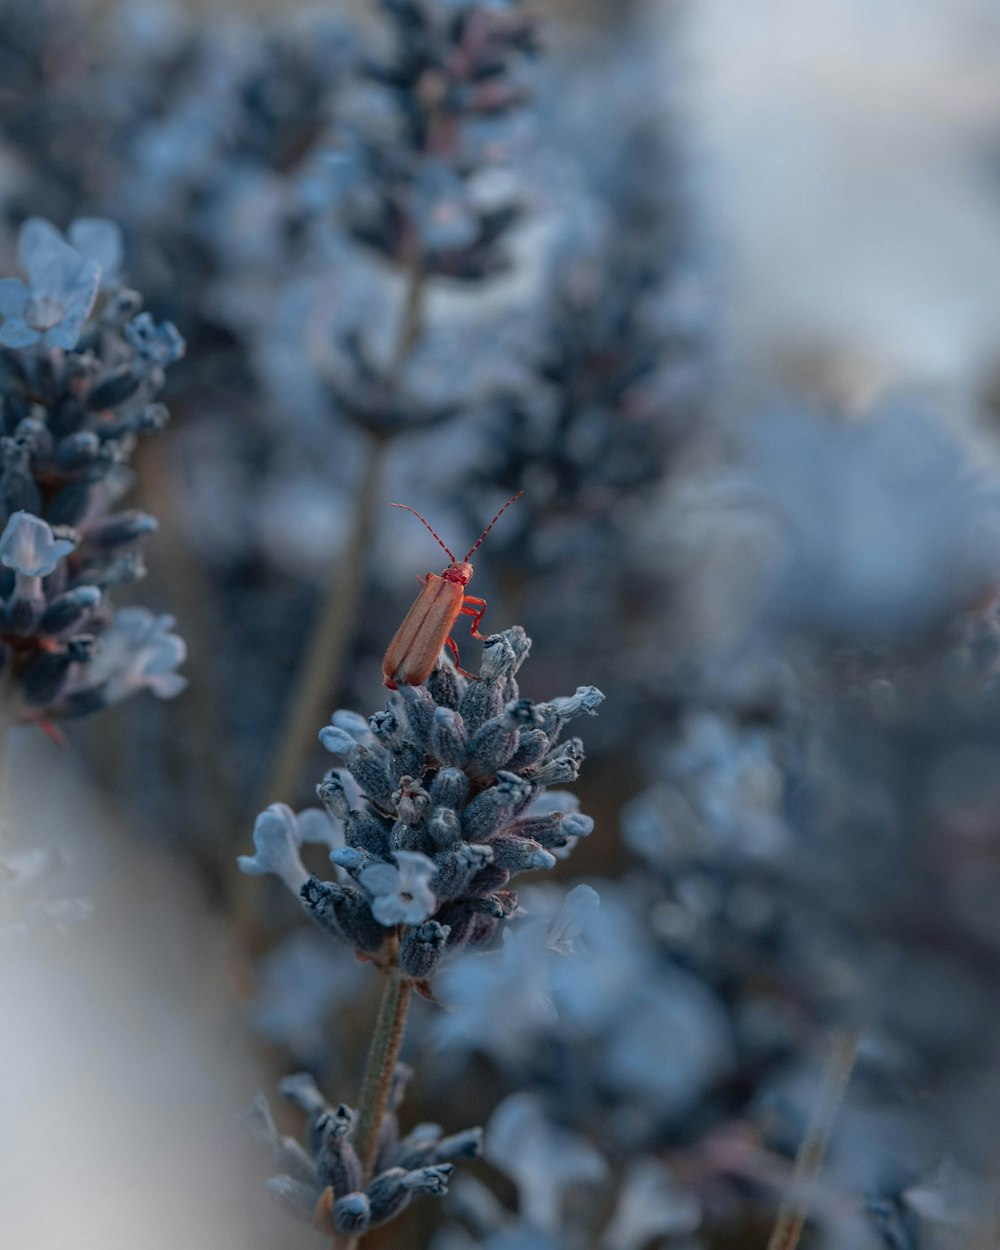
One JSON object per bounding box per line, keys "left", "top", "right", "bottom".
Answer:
{"left": 426, "top": 663, "right": 462, "bottom": 709}
{"left": 428, "top": 766, "right": 469, "bottom": 810}
{"left": 430, "top": 842, "right": 493, "bottom": 900}
{"left": 367, "top": 1165, "right": 453, "bottom": 1227}
{"left": 399, "top": 920, "right": 451, "bottom": 980}
{"left": 320, "top": 725, "right": 357, "bottom": 755}
{"left": 333, "top": 1192, "right": 370, "bottom": 1234}
{"left": 38, "top": 585, "right": 100, "bottom": 636}
{"left": 392, "top": 776, "right": 430, "bottom": 824}
{"left": 431, "top": 706, "right": 468, "bottom": 767}
{"left": 316, "top": 1106, "right": 363, "bottom": 1197}
{"left": 427, "top": 805, "right": 461, "bottom": 849}
{"left": 346, "top": 743, "right": 395, "bottom": 808}
{"left": 300, "top": 876, "right": 386, "bottom": 953}
{"left": 87, "top": 509, "right": 158, "bottom": 550}
{"left": 396, "top": 685, "right": 435, "bottom": 747}
{"left": 507, "top": 727, "right": 549, "bottom": 770}
{"left": 459, "top": 671, "right": 505, "bottom": 736}
{"left": 317, "top": 770, "right": 351, "bottom": 820}
{"left": 344, "top": 809, "right": 392, "bottom": 857}
{"left": 484, "top": 832, "right": 556, "bottom": 873}
{"left": 463, "top": 770, "right": 534, "bottom": 839}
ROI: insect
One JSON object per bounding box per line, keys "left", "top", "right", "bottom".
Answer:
{"left": 382, "top": 491, "right": 524, "bottom": 689}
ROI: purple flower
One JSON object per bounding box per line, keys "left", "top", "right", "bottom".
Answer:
{"left": 83, "top": 607, "right": 187, "bottom": 703}
{"left": 359, "top": 851, "right": 437, "bottom": 926}
{"left": 239, "top": 803, "right": 311, "bottom": 894}
{"left": 0, "top": 512, "right": 75, "bottom": 577}
{"left": 67, "top": 218, "right": 124, "bottom": 290}
{"left": 484, "top": 1094, "right": 607, "bottom": 1233}
{"left": 0, "top": 218, "right": 100, "bottom": 350}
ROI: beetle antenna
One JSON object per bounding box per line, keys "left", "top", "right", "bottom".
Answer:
{"left": 390, "top": 503, "right": 456, "bottom": 562}
{"left": 464, "top": 490, "right": 524, "bottom": 561}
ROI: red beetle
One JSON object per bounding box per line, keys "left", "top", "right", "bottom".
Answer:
{"left": 382, "top": 492, "right": 523, "bottom": 689}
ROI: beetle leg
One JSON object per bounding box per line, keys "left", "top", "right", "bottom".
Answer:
{"left": 444, "top": 635, "right": 478, "bottom": 680}
{"left": 459, "top": 598, "right": 489, "bottom": 641}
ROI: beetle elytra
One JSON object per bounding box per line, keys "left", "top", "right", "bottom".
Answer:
{"left": 382, "top": 491, "right": 524, "bottom": 689}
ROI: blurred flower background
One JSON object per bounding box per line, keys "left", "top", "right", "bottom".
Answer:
{"left": 5, "top": 0, "right": 1000, "bottom": 1247}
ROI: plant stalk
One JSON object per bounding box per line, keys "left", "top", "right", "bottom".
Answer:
{"left": 262, "top": 431, "right": 389, "bottom": 810}
{"left": 766, "top": 1025, "right": 861, "bottom": 1250}
{"left": 336, "top": 967, "right": 412, "bottom": 1250}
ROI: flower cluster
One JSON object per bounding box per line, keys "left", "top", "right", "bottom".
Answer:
{"left": 339, "top": 0, "right": 536, "bottom": 278}
{"left": 0, "top": 216, "right": 185, "bottom": 724}
{"left": 240, "top": 627, "right": 602, "bottom": 986}
{"left": 240, "top": 627, "right": 601, "bottom": 1231}
{"left": 247, "top": 1066, "right": 481, "bottom": 1238}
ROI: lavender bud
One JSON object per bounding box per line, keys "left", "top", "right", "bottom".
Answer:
{"left": 506, "top": 727, "right": 549, "bottom": 770}
{"left": 427, "top": 663, "right": 462, "bottom": 709}
{"left": 367, "top": 1165, "right": 453, "bottom": 1227}
{"left": 393, "top": 776, "right": 430, "bottom": 824}
{"left": 462, "top": 771, "right": 534, "bottom": 840}
{"left": 431, "top": 706, "right": 468, "bottom": 767}
{"left": 484, "top": 832, "right": 556, "bottom": 873}
{"left": 427, "top": 805, "right": 461, "bottom": 850}
{"left": 316, "top": 1106, "right": 363, "bottom": 1197}
{"left": 369, "top": 707, "right": 402, "bottom": 747}
{"left": 459, "top": 672, "right": 505, "bottom": 736}
{"left": 344, "top": 809, "right": 392, "bottom": 857}
{"left": 467, "top": 698, "right": 540, "bottom": 778}
{"left": 53, "top": 431, "right": 100, "bottom": 471}
{"left": 317, "top": 771, "right": 351, "bottom": 820}
{"left": 433, "top": 1129, "right": 483, "bottom": 1163}
{"left": 87, "top": 510, "right": 158, "bottom": 549}
{"left": 428, "top": 767, "right": 469, "bottom": 810}
{"left": 399, "top": 920, "right": 452, "bottom": 980}
{"left": 397, "top": 686, "right": 435, "bottom": 746}
{"left": 320, "top": 726, "right": 358, "bottom": 755}
{"left": 346, "top": 744, "right": 396, "bottom": 808}
{"left": 38, "top": 585, "right": 100, "bottom": 635}
{"left": 333, "top": 1192, "right": 370, "bottom": 1234}
{"left": 431, "top": 842, "right": 493, "bottom": 900}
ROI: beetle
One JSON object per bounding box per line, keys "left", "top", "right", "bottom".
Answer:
{"left": 382, "top": 491, "right": 523, "bottom": 689}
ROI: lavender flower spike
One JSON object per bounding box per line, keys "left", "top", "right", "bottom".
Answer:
{"left": 360, "top": 851, "right": 437, "bottom": 926}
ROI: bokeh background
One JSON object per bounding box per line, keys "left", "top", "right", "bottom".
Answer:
{"left": 6, "top": 0, "right": 1000, "bottom": 1247}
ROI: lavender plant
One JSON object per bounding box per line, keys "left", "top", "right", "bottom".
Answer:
{"left": 0, "top": 215, "right": 184, "bottom": 727}
{"left": 239, "top": 627, "right": 602, "bottom": 1238}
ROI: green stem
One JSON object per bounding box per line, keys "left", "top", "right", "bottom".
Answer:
{"left": 353, "top": 967, "right": 413, "bottom": 1180}
{"left": 262, "top": 431, "right": 390, "bottom": 809}
{"left": 335, "top": 967, "right": 412, "bottom": 1249}
{"left": 766, "top": 1026, "right": 861, "bottom": 1250}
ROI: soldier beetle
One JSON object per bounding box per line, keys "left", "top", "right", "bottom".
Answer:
{"left": 382, "top": 491, "right": 523, "bottom": 689}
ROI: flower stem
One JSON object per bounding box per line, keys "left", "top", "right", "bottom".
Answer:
{"left": 262, "top": 430, "right": 390, "bottom": 810}
{"left": 336, "top": 967, "right": 412, "bottom": 1250}
{"left": 766, "top": 1025, "right": 861, "bottom": 1250}
{"left": 353, "top": 967, "right": 412, "bottom": 1180}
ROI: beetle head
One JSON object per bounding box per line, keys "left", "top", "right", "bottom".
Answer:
{"left": 442, "top": 561, "right": 473, "bottom": 585}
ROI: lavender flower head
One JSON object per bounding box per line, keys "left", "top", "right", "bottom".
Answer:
{"left": 247, "top": 1066, "right": 480, "bottom": 1237}
{"left": 242, "top": 626, "right": 602, "bottom": 985}
{"left": 0, "top": 215, "right": 186, "bottom": 723}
